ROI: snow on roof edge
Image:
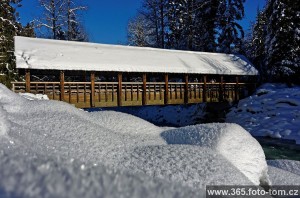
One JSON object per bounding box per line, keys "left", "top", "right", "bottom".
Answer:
{"left": 14, "top": 36, "right": 259, "bottom": 76}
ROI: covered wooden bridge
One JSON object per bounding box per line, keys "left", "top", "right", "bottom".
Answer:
{"left": 12, "top": 36, "right": 258, "bottom": 108}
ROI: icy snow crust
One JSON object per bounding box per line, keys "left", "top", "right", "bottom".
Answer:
{"left": 14, "top": 36, "right": 258, "bottom": 75}
{"left": 227, "top": 83, "right": 300, "bottom": 144}
{"left": 0, "top": 84, "right": 269, "bottom": 197}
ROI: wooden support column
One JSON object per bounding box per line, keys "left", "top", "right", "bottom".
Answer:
{"left": 60, "top": 71, "right": 65, "bottom": 101}
{"left": 142, "top": 73, "right": 147, "bottom": 105}
{"left": 235, "top": 76, "right": 239, "bottom": 101}
{"left": 164, "top": 74, "right": 169, "bottom": 105}
{"left": 219, "top": 75, "right": 224, "bottom": 101}
{"left": 117, "top": 73, "right": 122, "bottom": 106}
{"left": 184, "top": 74, "right": 189, "bottom": 104}
{"left": 25, "top": 69, "right": 30, "bottom": 93}
{"left": 90, "top": 72, "right": 95, "bottom": 107}
{"left": 203, "top": 75, "right": 207, "bottom": 102}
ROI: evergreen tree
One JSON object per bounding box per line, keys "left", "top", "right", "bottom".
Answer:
{"left": 265, "top": 0, "right": 300, "bottom": 81}
{"left": 217, "top": 0, "right": 245, "bottom": 53}
{"left": 249, "top": 8, "right": 267, "bottom": 81}
{"left": 0, "top": 0, "right": 27, "bottom": 87}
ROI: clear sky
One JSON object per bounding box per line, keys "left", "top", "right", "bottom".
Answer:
{"left": 18, "top": 0, "right": 266, "bottom": 45}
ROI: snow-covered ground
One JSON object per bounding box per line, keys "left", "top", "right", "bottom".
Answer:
{"left": 227, "top": 83, "right": 300, "bottom": 144}
{"left": 94, "top": 104, "right": 206, "bottom": 127}
{"left": 0, "top": 83, "right": 300, "bottom": 197}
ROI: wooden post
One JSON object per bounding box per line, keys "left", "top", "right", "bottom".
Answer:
{"left": 164, "top": 74, "right": 169, "bottom": 105}
{"left": 91, "top": 72, "right": 95, "bottom": 107}
{"left": 219, "top": 75, "right": 224, "bottom": 101}
{"left": 25, "top": 69, "right": 30, "bottom": 93}
{"left": 117, "top": 73, "right": 122, "bottom": 106}
{"left": 235, "top": 76, "right": 239, "bottom": 101}
{"left": 142, "top": 73, "right": 147, "bottom": 105}
{"left": 60, "top": 71, "right": 65, "bottom": 101}
{"left": 203, "top": 75, "right": 207, "bottom": 102}
{"left": 184, "top": 74, "right": 189, "bottom": 104}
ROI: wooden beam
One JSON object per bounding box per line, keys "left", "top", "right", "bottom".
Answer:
{"left": 60, "top": 71, "right": 65, "bottom": 101}
{"left": 164, "top": 74, "right": 169, "bottom": 105}
{"left": 142, "top": 73, "right": 147, "bottom": 105}
{"left": 25, "top": 69, "right": 30, "bottom": 93}
{"left": 235, "top": 76, "right": 239, "bottom": 101}
{"left": 91, "top": 72, "right": 95, "bottom": 107}
{"left": 117, "top": 73, "right": 122, "bottom": 106}
{"left": 184, "top": 74, "right": 189, "bottom": 104}
{"left": 219, "top": 75, "right": 224, "bottom": 101}
{"left": 203, "top": 75, "right": 207, "bottom": 102}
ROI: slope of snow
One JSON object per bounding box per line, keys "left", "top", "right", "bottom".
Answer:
{"left": 268, "top": 160, "right": 300, "bottom": 176}
{"left": 19, "top": 92, "right": 49, "bottom": 100}
{"left": 0, "top": 83, "right": 270, "bottom": 196}
{"left": 14, "top": 36, "right": 258, "bottom": 75}
{"left": 227, "top": 83, "right": 300, "bottom": 144}
{"left": 267, "top": 166, "right": 300, "bottom": 185}
{"left": 94, "top": 103, "right": 206, "bottom": 127}
{"left": 161, "top": 124, "right": 270, "bottom": 185}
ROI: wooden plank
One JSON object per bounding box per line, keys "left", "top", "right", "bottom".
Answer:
{"left": 235, "top": 76, "right": 239, "bottom": 101}
{"left": 219, "top": 75, "right": 224, "bottom": 101}
{"left": 184, "top": 74, "right": 189, "bottom": 104}
{"left": 142, "top": 73, "right": 147, "bottom": 105}
{"left": 60, "top": 71, "right": 64, "bottom": 101}
{"left": 118, "top": 73, "right": 122, "bottom": 106}
{"left": 203, "top": 75, "right": 207, "bottom": 102}
{"left": 91, "top": 72, "right": 95, "bottom": 107}
{"left": 25, "top": 69, "right": 30, "bottom": 93}
{"left": 164, "top": 74, "right": 169, "bottom": 105}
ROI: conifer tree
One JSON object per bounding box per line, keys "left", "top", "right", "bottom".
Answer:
{"left": 265, "top": 0, "right": 300, "bottom": 81}
{"left": 0, "top": 0, "right": 31, "bottom": 87}
{"left": 217, "top": 0, "right": 245, "bottom": 53}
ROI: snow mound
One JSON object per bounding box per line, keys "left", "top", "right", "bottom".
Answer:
{"left": 112, "top": 145, "right": 253, "bottom": 189}
{"left": 0, "top": 144, "right": 201, "bottom": 198}
{"left": 161, "top": 123, "right": 270, "bottom": 186}
{"left": 0, "top": 83, "right": 272, "bottom": 196}
{"left": 267, "top": 166, "right": 300, "bottom": 185}
{"left": 19, "top": 92, "right": 49, "bottom": 100}
{"left": 268, "top": 160, "right": 300, "bottom": 176}
{"left": 89, "top": 111, "right": 164, "bottom": 135}
{"left": 227, "top": 83, "right": 300, "bottom": 144}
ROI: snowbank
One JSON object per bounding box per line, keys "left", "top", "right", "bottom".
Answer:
{"left": 94, "top": 104, "right": 206, "bottom": 127}
{"left": 227, "top": 83, "right": 300, "bottom": 144}
{"left": 161, "top": 123, "right": 270, "bottom": 185}
{"left": 19, "top": 92, "right": 49, "bottom": 100}
{"left": 0, "top": 83, "right": 271, "bottom": 196}
{"left": 268, "top": 159, "right": 300, "bottom": 176}
{"left": 267, "top": 160, "right": 300, "bottom": 186}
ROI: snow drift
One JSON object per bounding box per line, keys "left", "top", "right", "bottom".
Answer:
{"left": 161, "top": 124, "right": 270, "bottom": 185}
{"left": 227, "top": 83, "right": 300, "bottom": 144}
{"left": 0, "top": 83, "right": 271, "bottom": 197}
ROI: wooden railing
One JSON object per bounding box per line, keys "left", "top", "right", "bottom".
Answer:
{"left": 12, "top": 81, "right": 253, "bottom": 108}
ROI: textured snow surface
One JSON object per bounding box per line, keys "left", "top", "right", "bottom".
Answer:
{"left": 268, "top": 160, "right": 300, "bottom": 176}
{"left": 96, "top": 103, "right": 206, "bottom": 127}
{"left": 267, "top": 166, "right": 300, "bottom": 185}
{"left": 161, "top": 124, "right": 270, "bottom": 185}
{"left": 14, "top": 36, "right": 258, "bottom": 75}
{"left": 0, "top": 83, "right": 270, "bottom": 197}
{"left": 19, "top": 92, "right": 49, "bottom": 100}
{"left": 227, "top": 83, "right": 300, "bottom": 144}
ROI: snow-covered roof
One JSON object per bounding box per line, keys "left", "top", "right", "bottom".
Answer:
{"left": 14, "top": 36, "right": 258, "bottom": 75}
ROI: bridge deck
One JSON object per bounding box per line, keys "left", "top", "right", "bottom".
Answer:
{"left": 12, "top": 81, "right": 253, "bottom": 108}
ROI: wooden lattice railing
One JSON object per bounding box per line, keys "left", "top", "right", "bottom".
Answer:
{"left": 12, "top": 81, "right": 253, "bottom": 108}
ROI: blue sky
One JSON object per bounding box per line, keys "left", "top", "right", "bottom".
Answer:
{"left": 18, "top": 0, "right": 266, "bottom": 45}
